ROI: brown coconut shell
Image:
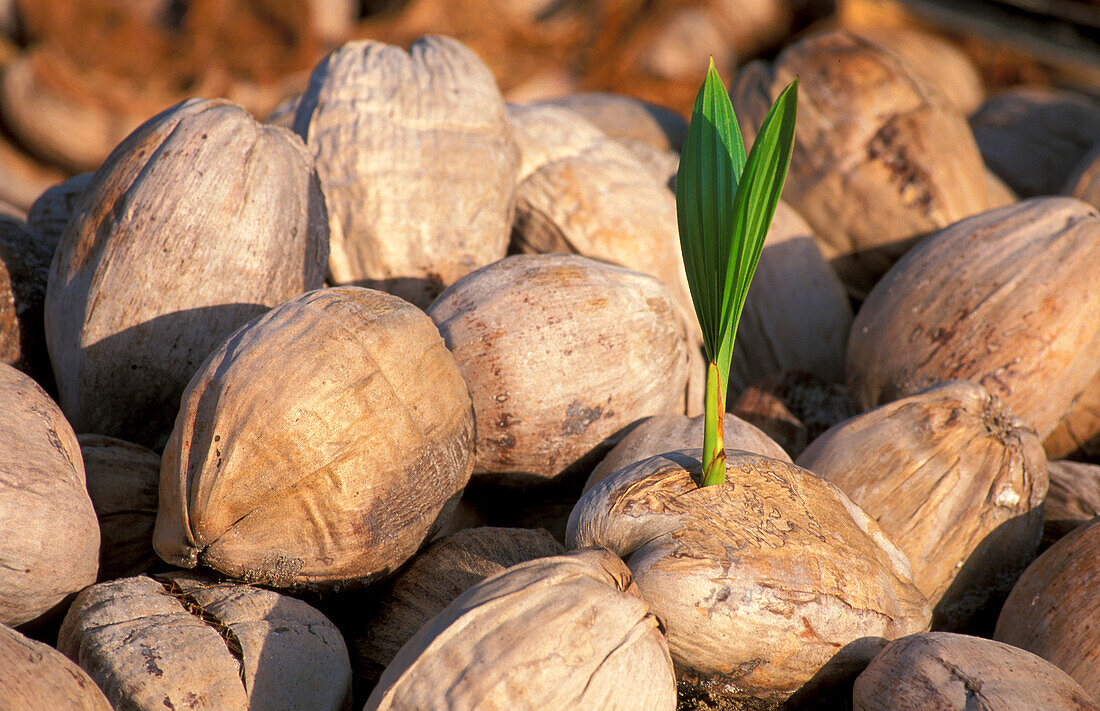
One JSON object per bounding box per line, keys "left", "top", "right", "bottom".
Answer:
{"left": 847, "top": 197, "right": 1100, "bottom": 440}
{"left": 0, "top": 363, "right": 98, "bottom": 627}
{"left": 352, "top": 526, "right": 565, "bottom": 687}
{"left": 731, "top": 30, "right": 994, "bottom": 297}
{"left": 78, "top": 434, "right": 161, "bottom": 581}
{"left": 797, "top": 380, "right": 1048, "bottom": 632}
{"left": 0, "top": 214, "right": 54, "bottom": 385}
{"left": 364, "top": 547, "right": 677, "bottom": 711}
{"left": 1041, "top": 460, "right": 1100, "bottom": 550}
{"left": 45, "top": 97, "right": 329, "bottom": 449}
{"left": 0, "top": 622, "right": 112, "bottom": 711}
{"left": 427, "top": 254, "right": 690, "bottom": 486}
{"left": 853, "top": 632, "right": 1099, "bottom": 711}
{"left": 25, "top": 172, "right": 93, "bottom": 251}
{"left": 568, "top": 449, "right": 931, "bottom": 704}
{"left": 57, "top": 572, "right": 351, "bottom": 711}
{"left": 154, "top": 287, "right": 475, "bottom": 590}
{"left": 293, "top": 36, "right": 518, "bottom": 308}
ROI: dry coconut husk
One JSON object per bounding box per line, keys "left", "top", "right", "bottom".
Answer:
{"left": 995, "top": 516, "right": 1100, "bottom": 699}
{"left": 0, "top": 214, "right": 54, "bottom": 386}
{"left": 364, "top": 547, "right": 677, "bottom": 710}
{"left": 58, "top": 572, "right": 351, "bottom": 711}
{"left": 568, "top": 449, "right": 931, "bottom": 705}
{"left": 1065, "top": 141, "right": 1100, "bottom": 211}
{"left": 1041, "top": 460, "right": 1100, "bottom": 550}
{"left": 45, "top": 97, "right": 328, "bottom": 450}
{"left": 731, "top": 30, "right": 995, "bottom": 297}
{"left": 154, "top": 287, "right": 475, "bottom": 590}
{"left": 352, "top": 526, "right": 564, "bottom": 687}
{"left": 505, "top": 102, "right": 607, "bottom": 183}
{"left": 584, "top": 412, "right": 790, "bottom": 493}
{"left": 78, "top": 434, "right": 161, "bottom": 582}
{"left": 25, "top": 172, "right": 93, "bottom": 250}
{"left": 853, "top": 632, "right": 1099, "bottom": 711}
{"left": 797, "top": 380, "right": 1047, "bottom": 633}
{"left": 1045, "top": 372, "right": 1100, "bottom": 460}
{"left": 0, "top": 622, "right": 112, "bottom": 711}
{"left": 0, "top": 362, "right": 98, "bottom": 627}
{"left": 544, "top": 92, "right": 687, "bottom": 153}
{"left": 427, "top": 254, "right": 690, "bottom": 487}
{"left": 0, "top": 127, "right": 68, "bottom": 212}
{"left": 847, "top": 197, "right": 1100, "bottom": 440}
{"left": 731, "top": 370, "right": 856, "bottom": 459}
{"left": 293, "top": 36, "right": 518, "bottom": 308}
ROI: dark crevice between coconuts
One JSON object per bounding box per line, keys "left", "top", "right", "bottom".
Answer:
{"left": 153, "top": 576, "right": 247, "bottom": 687}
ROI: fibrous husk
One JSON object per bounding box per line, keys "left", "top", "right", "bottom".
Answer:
{"left": 352, "top": 526, "right": 565, "bottom": 687}
{"left": 972, "top": 86, "right": 1100, "bottom": 199}
{"left": 78, "top": 434, "right": 161, "bottom": 582}
{"left": 853, "top": 632, "right": 1099, "bottom": 711}
{"left": 1041, "top": 460, "right": 1100, "bottom": 550}
{"left": 505, "top": 102, "right": 606, "bottom": 183}
{"left": 293, "top": 36, "right": 519, "bottom": 308}
{"left": 584, "top": 413, "right": 790, "bottom": 493}
{"left": 731, "top": 30, "right": 995, "bottom": 297}
{"left": 797, "top": 380, "right": 1047, "bottom": 632}
{"left": 0, "top": 362, "right": 98, "bottom": 626}
{"left": 0, "top": 622, "right": 112, "bottom": 711}
{"left": 427, "top": 254, "right": 690, "bottom": 486}
{"left": 154, "top": 287, "right": 475, "bottom": 590}
{"left": 995, "top": 516, "right": 1100, "bottom": 699}
{"left": 364, "top": 547, "right": 677, "bottom": 711}
{"left": 847, "top": 197, "right": 1100, "bottom": 440}
{"left": 1045, "top": 371, "right": 1100, "bottom": 460}
{"left": 57, "top": 572, "right": 351, "bottom": 711}
{"left": 543, "top": 92, "right": 687, "bottom": 153}
{"left": 0, "top": 215, "right": 54, "bottom": 385}
{"left": 45, "top": 97, "right": 329, "bottom": 449}
{"left": 567, "top": 449, "right": 930, "bottom": 703}
{"left": 26, "top": 172, "right": 93, "bottom": 250}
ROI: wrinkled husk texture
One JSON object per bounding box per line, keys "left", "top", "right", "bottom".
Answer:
{"left": 154, "top": 287, "right": 475, "bottom": 590}
{"left": 0, "top": 622, "right": 112, "bottom": 711}
{"left": 568, "top": 449, "right": 930, "bottom": 703}
{"left": 293, "top": 35, "right": 518, "bottom": 307}
{"left": 365, "top": 547, "right": 677, "bottom": 711}
{"left": 45, "top": 97, "right": 329, "bottom": 449}
{"left": 0, "top": 362, "right": 98, "bottom": 626}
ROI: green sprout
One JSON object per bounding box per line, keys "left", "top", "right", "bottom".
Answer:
{"left": 676, "top": 59, "right": 798, "bottom": 487}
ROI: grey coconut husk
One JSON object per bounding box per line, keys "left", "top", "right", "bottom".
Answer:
{"left": 58, "top": 572, "right": 352, "bottom": 711}
{"left": 293, "top": 36, "right": 519, "bottom": 308}
{"left": 45, "top": 97, "right": 329, "bottom": 450}
{"left": 0, "top": 214, "right": 54, "bottom": 386}
{"left": 847, "top": 197, "right": 1100, "bottom": 440}
{"left": 0, "top": 362, "right": 98, "bottom": 627}
{"left": 731, "top": 30, "right": 995, "bottom": 298}
{"left": 0, "top": 622, "right": 112, "bottom": 711}
{"left": 352, "top": 526, "right": 564, "bottom": 687}
{"left": 427, "top": 254, "right": 690, "bottom": 487}
{"left": 154, "top": 287, "right": 475, "bottom": 590}
{"left": 568, "top": 449, "right": 931, "bottom": 704}
{"left": 853, "top": 632, "right": 1099, "bottom": 711}
{"left": 798, "top": 380, "right": 1047, "bottom": 633}
{"left": 1040, "top": 460, "right": 1100, "bottom": 549}
{"left": 364, "top": 547, "right": 677, "bottom": 711}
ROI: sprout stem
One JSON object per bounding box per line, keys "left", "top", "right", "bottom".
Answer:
{"left": 702, "top": 360, "right": 727, "bottom": 486}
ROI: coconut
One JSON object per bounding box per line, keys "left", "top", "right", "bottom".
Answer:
{"left": 293, "top": 36, "right": 518, "bottom": 308}
{"left": 58, "top": 572, "right": 351, "bottom": 711}
{"left": 154, "top": 287, "right": 475, "bottom": 590}
{"left": 847, "top": 197, "right": 1100, "bottom": 440}
{"left": 25, "top": 172, "right": 93, "bottom": 250}
{"left": 797, "top": 380, "right": 1047, "bottom": 632}
{"left": 45, "top": 97, "right": 329, "bottom": 450}
{"left": 1065, "top": 141, "right": 1100, "bottom": 211}
{"left": 427, "top": 254, "right": 690, "bottom": 487}
{"left": 0, "top": 215, "right": 54, "bottom": 386}
{"left": 0, "top": 363, "right": 98, "bottom": 627}
{"left": 0, "top": 128, "right": 68, "bottom": 213}
{"left": 544, "top": 92, "right": 687, "bottom": 152}
{"left": 364, "top": 548, "right": 677, "bottom": 710}
{"left": 568, "top": 449, "right": 930, "bottom": 704}
{"left": 1044, "top": 373, "right": 1100, "bottom": 459}
{"left": 505, "top": 102, "right": 606, "bottom": 182}
{"left": 731, "top": 370, "right": 856, "bottom": 459}
{"left": 853, "top": 632, "right": 1098, "bottom": 711}
{"left": 0, "top": 622, "right": 112, "bottom": 711}
{"left": 1041, "top": 460, "right": 1100, "bottom": 549}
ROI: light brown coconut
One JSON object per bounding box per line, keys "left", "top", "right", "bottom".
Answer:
{"left": 45, "top": 98, "right": 329, "bottom": 450}
{"left": 1041, "top": 460, "right": 1100, "bottom": 549}
{"left": 797, "top": 380, "right": 1047, "bottom": 632}
{"left": 568, "top": 449, "right": 931, "bottom": 704}
{"left": 352, "top": 526, "right": 565, "bottom": 686}
{"left": 293, "top": 36, "right": 518, "bottom": 308}
{"left": 154, "top": 287, "right": 475, "bottom": 590}
{"left": 505, "top": 102, "right": 606, "bottom": 182}
{"left": 0, "top": 362, "right": 98, "bottom": 627}
{"left": 972, "top": 86, "right": 1100, "bottom": 199}
{"left": 731, "top": 30, "right": 995, "bottom": 297}
{"left": 78, "top": 434, "right": 161, "bottom": 581}
{"left": 58, "top": 572, "right": 351, "bottom": 711}
{"left": 853, "top": 632, "right": 1099, "bottom": 711}
{"left": 364, "top": 547, "right": 677, "bottom": 711}
{"left": 1045, "top": 372, "right": 1100, "bottom": 459}
{"left": 25, "top": 172, "right": 93, "bottom": 250}
{"left": 545, "top": 92, "right": 687, "bottom": 153}
{"left": 1065, "top": 141, "right": 1100, "bottom": 211}
{"left": 0, "top": 215, "right": 54, "bottom": 385}
{"left": 0, "top": 622, "right": 112, "bottom": 711}
{"left": 427, "top": 254, "right": 690, "bottom": 486}
{"left": 847, "top": 197, "right": 1100, "bottom": 440}
{"left": 584, "top": 412, "right": 791, "bottom": 493}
